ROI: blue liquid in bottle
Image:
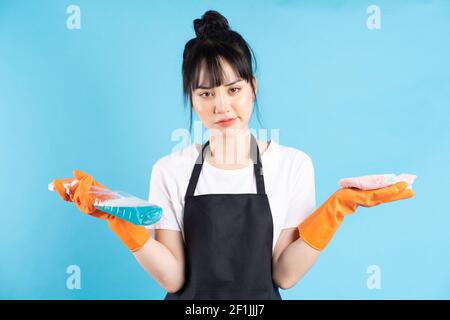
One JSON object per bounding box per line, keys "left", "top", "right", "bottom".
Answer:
{"left": 94, "top": 202, "right": 162, "bottom": 226}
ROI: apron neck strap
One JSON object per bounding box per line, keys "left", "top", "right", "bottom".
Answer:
{"left": 185, "top": 133, "right": 266, "bottom": 197}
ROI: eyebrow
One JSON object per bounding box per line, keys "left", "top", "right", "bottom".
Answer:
{"left": 196, "top": 79, "right": 243, "bottom": 90}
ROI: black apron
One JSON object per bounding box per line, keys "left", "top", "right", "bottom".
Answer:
{"left": 165, "top": 134, "right": 281, "bottom": 300}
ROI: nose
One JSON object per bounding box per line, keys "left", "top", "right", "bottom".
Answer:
{"left": 214, "top": 89, "right": 230, "bottom": 114}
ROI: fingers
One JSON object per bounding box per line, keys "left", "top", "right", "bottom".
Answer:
{"left": 360, "top": 182, "right": 412, "bottom": 207}
{"left": 67, "top": 180, "right": 79, "bottom": 201}
{"left": 381, "top": 187, "right": 415, "bottom": 203}
{"left": 54, "top": 170, "right": 111, "bottom": 220}
{"left": 73, "top": 175, "right": 96, "bottom": 214}
{"left": 73, "top": 169, "right": 91, "bottom": 181}
{"left": 393, "top": 181, "right": 409, "bottom": 192}
{"left": 90, "top": 210, "right": 111, "bottom": 220}
{"left": 370, "top": 181, "right": 408, "bottom": 199}
{"left": 53, "top": 179, "right": 72, "bottom": 201}
{"left": 73, "top": 169, "right": 109, "bottom": 191}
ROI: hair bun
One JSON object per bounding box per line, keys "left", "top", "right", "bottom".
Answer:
{"left": 194, "top": 10, "right": 230, "bottom": 39}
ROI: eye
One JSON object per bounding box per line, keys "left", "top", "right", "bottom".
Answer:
{"left": 229, "top": 87, "right": 241, "bottom": 94}
{"left": 199, "top": 91, "right": 213, "bottom": 98}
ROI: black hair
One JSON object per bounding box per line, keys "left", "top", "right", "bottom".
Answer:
{"left": 182, "top": 10, "right": 263, "bottom": 133}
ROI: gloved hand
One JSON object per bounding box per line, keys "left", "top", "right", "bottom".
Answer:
{"left": 53, "top": 170, "right": 150, "bottom": 252}
{"left": 53, "top": 177, "right": 76, "bottom": 202}
{"left": 298, "top": 181, "right": 415, "bottom": 251}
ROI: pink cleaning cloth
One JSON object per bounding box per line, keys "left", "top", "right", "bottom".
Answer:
{"left": 338, "top": 174, "right": 417, "bottom": 190}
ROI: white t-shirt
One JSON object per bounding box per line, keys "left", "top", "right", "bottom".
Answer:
{"left": 146, "top": 140, "right": 317, "bottom": 252}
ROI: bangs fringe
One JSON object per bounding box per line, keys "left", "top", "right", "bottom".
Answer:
{"left": 190, "top": 47, "right": 253, "bottom": 91}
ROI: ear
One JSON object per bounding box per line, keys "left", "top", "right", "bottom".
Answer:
{"left": 251, "top": 76, "right": 257, "bottom": 100}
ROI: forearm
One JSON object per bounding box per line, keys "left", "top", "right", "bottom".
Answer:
{"left": 272, "top": 237, "right": 320, "bottom": 289}
{"left": 133, "top": 237, "right": 184, "bottom": 293}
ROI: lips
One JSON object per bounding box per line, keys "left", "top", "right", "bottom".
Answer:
{"left": 216, "top": 117, "right": 237, "bottom": 124}
{"left": 216, "top": 117, "right": 237, "bottom": 127}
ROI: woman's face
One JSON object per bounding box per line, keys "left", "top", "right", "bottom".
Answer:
{"left": 191, "top": 58, "right": 257, "bottom": 136}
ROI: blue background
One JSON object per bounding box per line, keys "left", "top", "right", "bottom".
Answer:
{"left": 1, "top": 0, "right": 449, "bottom": 299}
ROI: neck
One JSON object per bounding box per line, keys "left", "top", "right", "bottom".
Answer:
{"left": 208, "top": 129, "right": 252, "bottom": 167}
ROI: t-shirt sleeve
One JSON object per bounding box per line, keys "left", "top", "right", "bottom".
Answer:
{"left": 283, "top": 154, "right": 317, "bottom": 229}
{"left": 145, "top": 163, "right": 182, "bottom": 232}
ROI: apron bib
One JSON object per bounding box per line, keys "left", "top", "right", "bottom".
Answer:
{"left": 165, "top": 134, "right": 281, "bottom": 300}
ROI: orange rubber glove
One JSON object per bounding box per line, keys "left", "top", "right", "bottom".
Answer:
{"left": 53, "top": 170, "right": 150, "bottom": 252}
{"left": 298, "top": 181, "right": 415, "bottom": 251}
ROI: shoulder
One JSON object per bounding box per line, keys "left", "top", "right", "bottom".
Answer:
{"left": 267, "top": 140, "right": 313, "bottom": 169}
{"left": 152, "top": 143, "right": 201, "bottom": 177}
